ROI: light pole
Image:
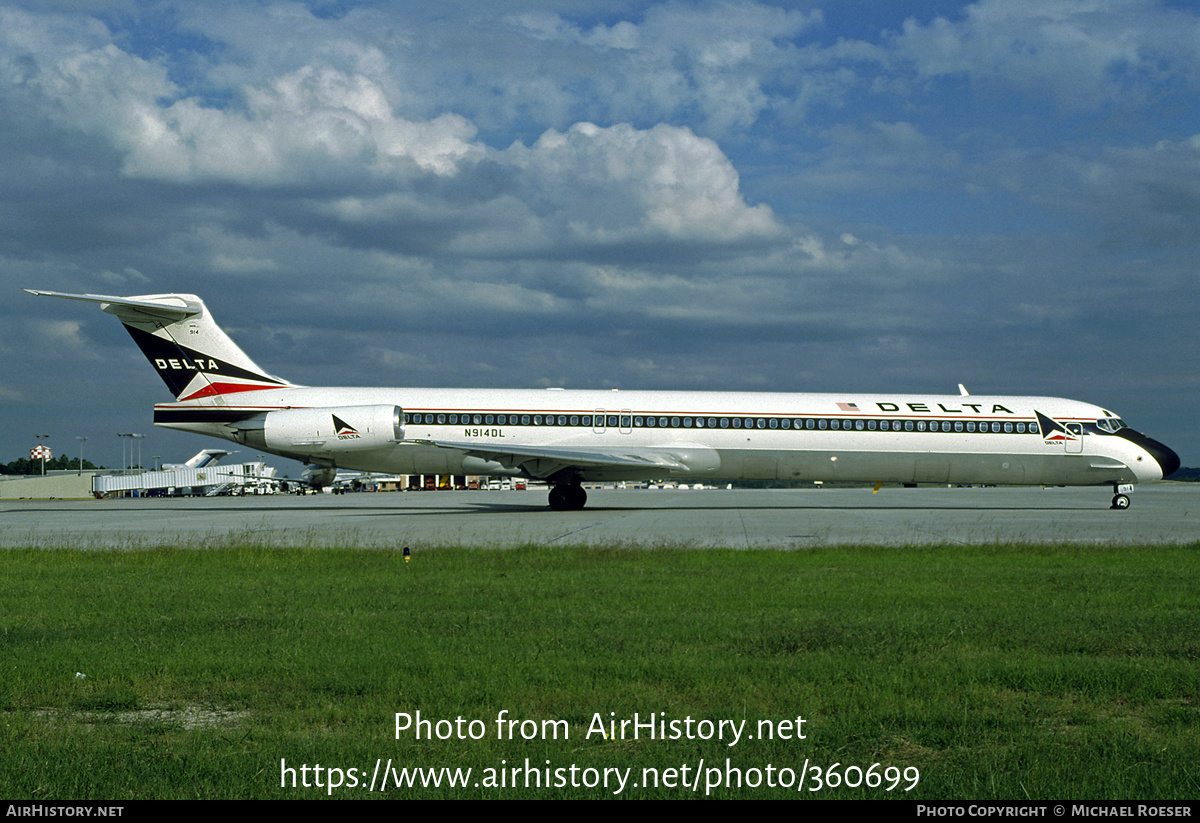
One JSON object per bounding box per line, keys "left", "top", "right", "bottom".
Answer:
{"left": 76, "top": 436, "right": 86, "bottom": 475}
{"left": 34, "top": 434, "right": 50, "bottom": 475}
{"left": 117, "top": 433, "right": 131, "bottom": 475}
{"left": 132, "top": 433, "right": 145, "bottom": 472}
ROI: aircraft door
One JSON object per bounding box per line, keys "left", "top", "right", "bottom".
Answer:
{"left": 1065, "top": 423, "right": 1083, "bottom": 454}
{"left": 593, "top": 409, "right": 606, "bottom": 434}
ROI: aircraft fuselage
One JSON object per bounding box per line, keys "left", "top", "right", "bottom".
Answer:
{"left": 152, "top": 386, "right": 1177, "bottom": 490}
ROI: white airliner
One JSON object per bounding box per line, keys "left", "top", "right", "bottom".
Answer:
{"left": 27, "top": 290, "right": 1179, "bottom": 510}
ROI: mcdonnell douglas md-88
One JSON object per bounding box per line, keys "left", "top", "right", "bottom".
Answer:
{"left": 27, "top": 290, "right": 1179, "bottom": 510}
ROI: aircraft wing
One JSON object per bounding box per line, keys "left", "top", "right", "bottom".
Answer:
{"left": 418, "top": 439, "right": 698, "bottom": 474}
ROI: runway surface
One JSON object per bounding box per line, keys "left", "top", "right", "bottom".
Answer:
{"left": 2, "top": 484, "right": 1197, "bottom": 548}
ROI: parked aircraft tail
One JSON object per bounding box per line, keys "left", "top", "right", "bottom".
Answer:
{"left": 24, "top": 290, "right": 294, "bottom": 401}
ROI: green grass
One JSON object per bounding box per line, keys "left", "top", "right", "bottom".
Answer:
{"left": 1, "top": 542, "right": 1197, "bottom": 799}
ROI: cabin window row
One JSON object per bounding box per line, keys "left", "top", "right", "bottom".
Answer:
{"left": 404, "top": 412, "right": 1041, "bottom": 435}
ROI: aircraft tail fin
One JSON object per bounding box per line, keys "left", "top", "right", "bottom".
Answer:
{"left": 25, "top": 290, "right": 295, "bottom": 401}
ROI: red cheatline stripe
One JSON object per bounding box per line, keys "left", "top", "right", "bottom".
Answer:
{"left": 179, "top": 382, "right": 285, "bottom": 401}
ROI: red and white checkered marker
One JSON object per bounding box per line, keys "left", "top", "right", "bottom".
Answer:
{"left": 31, "top": 444, "right": 52, "bottom": 460}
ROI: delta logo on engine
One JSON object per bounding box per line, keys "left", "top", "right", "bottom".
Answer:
{"left": 333, "top": 415, "right": 361, "bottom": 441}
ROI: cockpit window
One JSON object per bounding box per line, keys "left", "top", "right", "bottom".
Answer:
{"left": 1095, "top": 418, "right": 1127, "bottom": 434}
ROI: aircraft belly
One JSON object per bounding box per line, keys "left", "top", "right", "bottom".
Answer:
{"left": 355, "top": 448, "right": 1130, "bottom": 486}
{"left": 386, "top": 444, "right": 451, "bottom": 475}
{"left": 742, "top": 455, "right": 779, "bottom": 479}
{"left": 1037, "top": 454, "right": 1135, "bottom": 486}
{"left": 154, "top": 422, "right": 1136, "bottom": 489}
{"left": 761, "top": 449, "right": 1073, "bottom": 486}
{"left": 914, "top": 458, "right": 951, "bottom": 484}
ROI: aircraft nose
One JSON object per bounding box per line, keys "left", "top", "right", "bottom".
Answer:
{"left": 1148, "top": 438, "right": 1182, "bottom": 479}
{"left": 1117, "top": 429, "right": 1181, "bottom": 480}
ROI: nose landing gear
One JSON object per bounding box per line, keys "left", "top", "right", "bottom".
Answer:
{"left": 1110, "top": 483, "right": 1134, "bottom": 510}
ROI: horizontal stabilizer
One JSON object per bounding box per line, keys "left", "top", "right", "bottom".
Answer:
{"left": 25, "top": 290, "right": 200, "bottom": 322}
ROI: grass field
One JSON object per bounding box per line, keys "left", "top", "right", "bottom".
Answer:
{"left": 1, "top": 541, "right": 1197, "bottom": 799}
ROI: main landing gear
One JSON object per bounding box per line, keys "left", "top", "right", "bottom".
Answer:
{"left": 548, "top": 482, "right": 587, "bottom": 511}
{"left": 1110, "top": 483, "right": 1134, "bottom": 510}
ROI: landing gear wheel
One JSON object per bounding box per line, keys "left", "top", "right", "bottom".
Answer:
{"left": 548, "top": 483, "right": 587, "bottom": 511}
{"left": 1111, "top": 494, "right": 1130, "bottom": 510}
{"left": 549, "top": 485, "right": 569, "bottom": 510}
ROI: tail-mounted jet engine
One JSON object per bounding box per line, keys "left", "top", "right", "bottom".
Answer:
{"left": 231, "top": 405, "right": 404, "bottom": 454}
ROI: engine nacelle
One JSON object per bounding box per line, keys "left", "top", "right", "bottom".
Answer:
{"left": 300, "top": 464, "right": 337, "bottom": 489}
{"left": 235, "top": 405, "right": 404, "bottom": 454}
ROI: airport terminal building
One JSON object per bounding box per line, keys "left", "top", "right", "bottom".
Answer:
{"left": 0, "top": 449, "right": 277, "bottom": 499}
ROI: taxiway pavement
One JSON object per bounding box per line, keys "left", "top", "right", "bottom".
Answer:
{"left": 2, "top": 485, "right": 1196, "bottom": 549}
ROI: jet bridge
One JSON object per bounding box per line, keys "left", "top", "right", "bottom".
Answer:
{"left": 92, "top": 450, "right": 278, "bottom": 497}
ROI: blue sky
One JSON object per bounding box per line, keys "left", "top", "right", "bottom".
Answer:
{"left": 2, "top": 0, "right": 1197, "bottom": 469}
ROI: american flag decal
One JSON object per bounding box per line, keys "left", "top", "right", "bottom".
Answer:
{"left": 837, "top": 402, "right": 859, "bottom": 411}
